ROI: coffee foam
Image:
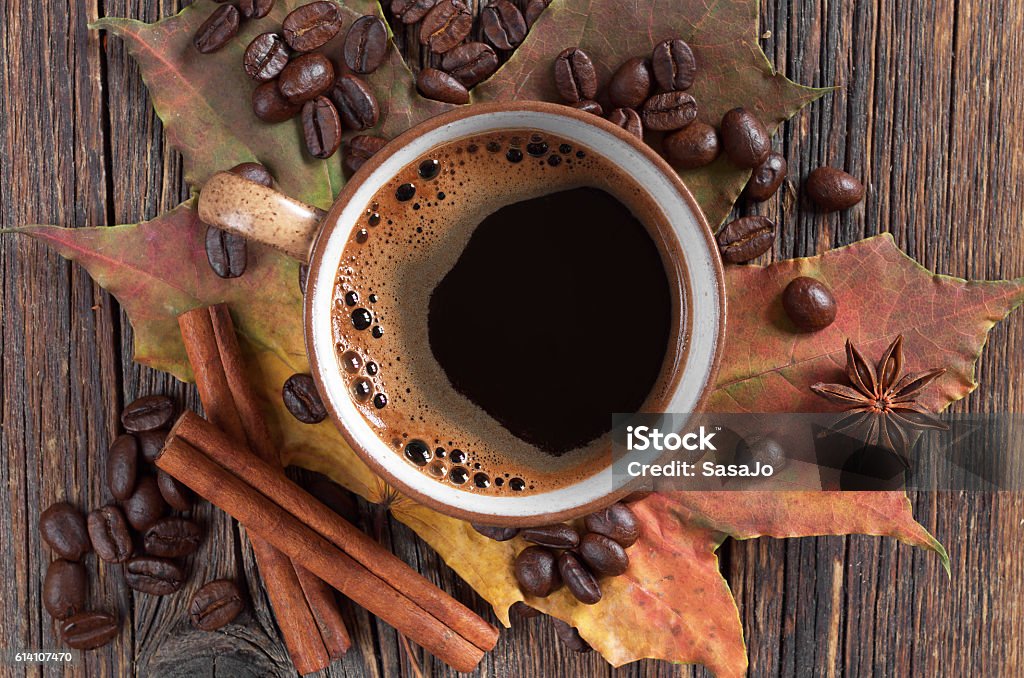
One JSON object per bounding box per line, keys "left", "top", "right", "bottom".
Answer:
{"left": 330, "top": 130, "right": 683, "bottom": 496}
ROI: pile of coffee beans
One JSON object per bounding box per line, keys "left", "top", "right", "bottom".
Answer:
{"left": 39, "top": 395, "right": 245, "bottom": 650}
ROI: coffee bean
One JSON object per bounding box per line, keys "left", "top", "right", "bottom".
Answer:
{"left": 471, "top": 523, "right": 519, "bottom": 541}
{"left": 60, "top": 611, "right": 120, "bottom": 650}
{"left": 206, "top": 226, "right": 248, "bottom": 278}
{"left": 583, "top": 503, "right": 640, "bottom": 547}
{"left": 578, "top": 532, "right": 629, "bottom": 576}
{"left": 194, "top": 4, "right": 240, "bottom": 54}
{"left": 283, "top": 373, "right": 328, "bottom": 423}
{"left": 144, "top": 518, "right": 203, "bottom": 558}
{"left": 805, "top": 166, "right": 864, "bottom": 211}
{"left": 121, "top": 475, "right": 168, "bottom": 532}
{"left": 524, "top": 0, "right": 550, "bottom": 28}
{"left": 557, "top": 552, "right": 601, "bottom": 604}
{"left": 716, "top": 215, "right": 776, "bottom": 264}
{"left": 663, "top": 121, "right": 720, "bottom": 169}
{"left": 571, "top": 99, "right": 603, "bottom": 116}
{"left": 735, "top": 435, "right": 786, "bottom": 469}
{"left": 651, "top": 38, "right": 696, "bottom": 91}
{"left": 606, "top": 108, "right": 643, "bottom": 139}
{"left": 190, "top": 579, "right": 246, "bottom": 631}
{"left": 640, "top": 91, "right": 697, "bottom": 132}
{"left": 252, "top": 80, "right": 303, "bottom": 122}
{"left": 344, "top": 15, "right": 388, "bottom": 74}
{"left": 125, "top": 556, "right": 186, "bottom": 596}
{"left": 136, "top": 428, "right": 169, "bottom": 463}
{"left": 552, "top": 618, "right": 592, "bottom": 652}
{"left": 43, "top": 560, "right": 87, "bottom": 620}
{"left": 481, "top": 0, "right": 527, "bottom": 50}
{"left": 298, "top": 264, "right": 310, "bottom": 295}
{"left": 329, "top": 75, "right": 379, "bottom": 130}
{"left": 441, "top": 42, "right": 498, "bottom": 89}
{"left": 553, "top": 47, "right": 597, "bottom": 102}
{"left": 239, "top": 0, "right": 274, "bottom": 20}
{"left": 121, "top": 395, "right": 174, "bottom": 432}
{"left": 301, "top": 96, "right": 343, "bottom": 160}
{"left": 420, "top": 0, "right": 473, "bottom": 54}
{"left": 519, "top": 523, "right": 579, "bottom": 549}
{"left": 87, "top": 505, "right": 134, "bottom": 563}
{"left": 279, "top": 53, "right": 335, "bottom": 104}
{"left": 608, "top": 57, "right": 652, "bottom": 110}
{"left": 282, "top": 1, "right": 343, "bottom": 52}
{"left": 720, "top": 107, "right": 771, "bottom": 168}
{"left": 40, "top": 503, "right": 91, "bottom": 561}
{"left": 229, "top": 162, "right": 274, "bottom": 187}
{"left": 244, "top": 33, "right": 291, "bottom": 82}
{"left": 510, "top": 600, "right": 540, "bottom": 619}
{"left": 391, "top": 0, "right": 438, "bottom": 24}
{"left": 745, "top": 152, "right": 787, "bottom": 202}
{"left": 514, "top": 546, "right": 560, "bottom": 597}
{"left": 345, "top": 135, "right": 388, "bottom": 174}
{"left": 416, "top": 68, "right": 469, "bottom": 105}
{"left": 157, "top": 469, "right": 194, "bottom": 511}
{"left": 782, "top": 276, "right": 837, "bottom": 331}
{"left": 106, "top": 434, "right": 138, "bottom": 501}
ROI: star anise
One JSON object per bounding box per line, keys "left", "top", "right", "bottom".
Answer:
{"left": 810, "top": 335, "right": 948, "bottom": 460}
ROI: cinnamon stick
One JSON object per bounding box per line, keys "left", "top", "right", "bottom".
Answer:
{"left": 157, "top": 436, "right": 488, "bottom": 673}
{"left": 178, "top": 305, "right": 350, "bottom": 670}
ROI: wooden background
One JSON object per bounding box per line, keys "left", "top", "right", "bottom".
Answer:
{"left": 2, "top": 0, "right": 1022, "bottom": 676}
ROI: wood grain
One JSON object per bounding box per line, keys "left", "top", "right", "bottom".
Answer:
{"left": 1, "top": 1, "right": 1021, "bottom": 676}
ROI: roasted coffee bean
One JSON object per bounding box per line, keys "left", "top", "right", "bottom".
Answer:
{"left": 244, "top": 33, "right": 291, "bottom": 82}
{"left": 238, "top": 0, "right": 274, "bottom": 20}
{"left": 344, "top": 16, "right": 388, "bottom": 74}
{"left": 125, "top": 556, "right": 186, "bottom": 596}
{"left": 481, "top": 0, "right": 527, "bottom": 50}
{"left": 608, "top": 57, "right": 652, "bottom": 110}
{"left": 230, "top": 162, "right": 274, "bottom": 187}
{"left": 663, "top": 121, "right": 720, "bottom": 169}
{"left": 514, "top": 546, "right": 560, "bottom": 597}
{"left": 252, "top": 80, "right": 303, "bottom": 122}
{"left": 746, "top": 151, "right": 787, "bottom": 202}
{"left": 510, "top": 600, "right": 540, "bottom": 619}
{"left": 344, "top": 135, "right": 388, "bottom": 174}
{"left": 641, "top": 91, "right": 697, "bottom": 132}
{"left": 519, "top": 524, "right": 579, "bottom": 549}
{"left": 121, "top": 475, "right": 168, "bottom": 532}
{"left": 735, "top": 435, "right": 786, "bottom": 469}
{"left": 606, "top": 108, "right": 643, "bottom": 139}
{"left": 157, "top": 469, "right": 194, "bottom": 511}
{"left": 782, "top": 276, "right": 837, "bottom": 331}
{"left": 194, "top": 4, "right": 240, "bottom": 54}
{"left": 144, "top": 518, "right": 203, "bottom": 558}
{"left": 557, "top": 552, "right": 601, "bottom": 604}
{"left": 416, "top": 68, "right": 469, "bottom": 105}
{"left": 61, "top": 611, "right": 120, "bottom": 650}
{"left": 524, "top": 0, "right": 550, "bottom": 28}
{"left": 391, "top": 0, "right": 438, "bottom": 24}
{"left": 552, "top": 618, "right": 592, "bottom": 652}
{"left": 283, "top": 373, "right": 328, "bottom": 423}
{"left": 420, "top": 0, "right": 473, "bottom": 54}
{"left": 44, "top": 560, "right": 87, "bottom": 620}
{"left": 471, "top": 523, "right": 519, "bottom": 541}
{"left": 206, "top": 226, "right": 248, "bottom": 278}
{"left": 584, "top": 503, "right": 640, "bottom": 546}
{"left": 651, "top": 38, "right": 696, "bottom": 91}
{"left": 579, "top": 532, "right": 629, "bottom": 576}
{"left": 190, "top": 579, "right": 245, "bottom": 631}
{"left": 716, "top": 215, "right": 775, "bottom": 264}
{"left": 87, "top": 506, "right": 134, "bottom": 563}
{"left": 40, "top": 503, "right": 91, "bottom": 561}
{"left": 106, "top": 433, "right": 138, "bottom": 501}
{"left": 298, "top": 264, "right": 310, "bottom": 294}
{"left": 805, "top": 167, "right": 864, "bottom": 211}
{"left": 441, "top": 42, "right": 498, "bottom": 89}
{"left": 136, "top": 428, "right": 169, "bottom": 463}
{"left": 302, "top": 96, "right": 343, "bottom": 159}
{"left": 720, "top": 107, "right": 771, "bottom": 168}
{"left": 571, "top": 99, "right": 603, "bottom": 116}
{"left": 329, "top": 75, "right": 380, "bottom": 130}
{"left": 278, "top": 53, "right": 335, "bottom": 104}
{"left": 121, "top": 395, "right": 174, "bottom": 432}
{"left": 553, "top": 47, "right": 597, "bottom": 102}
{"left": 282, "top": 1, "right": 343, "bottom": 52}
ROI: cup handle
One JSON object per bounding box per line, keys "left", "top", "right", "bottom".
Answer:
{"left": 197, "top": 172, "right": 328, "bottom": 263}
